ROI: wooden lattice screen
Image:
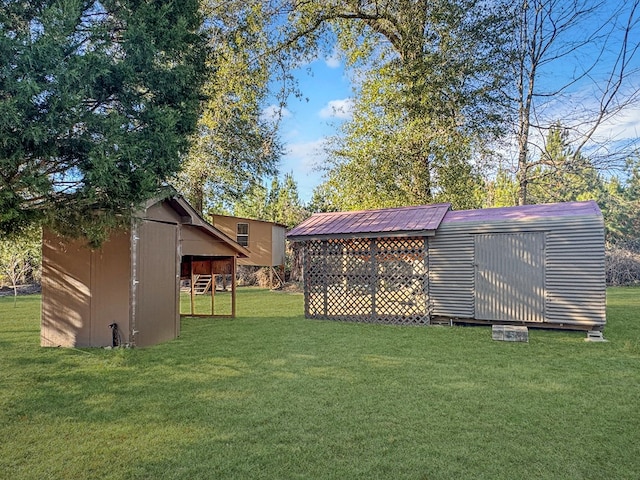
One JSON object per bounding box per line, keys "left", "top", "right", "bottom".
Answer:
{"left": 303, "top": 237, "right": 429, "bottom": 324}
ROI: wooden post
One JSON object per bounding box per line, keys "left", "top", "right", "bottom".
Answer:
{"left": 231, "top": 257, "right": 237, "bottom": 318}
{"left": 214, "top": 260, "right": 216, "bottom": 315}
{"left": 370, "top": 238, "right": 377, "bottom": 320}
{"left": 190, "top": 259, "right": 195, "bottom": 316}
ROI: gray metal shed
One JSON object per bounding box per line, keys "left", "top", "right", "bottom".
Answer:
{"left": 287, "top": 201, "right": 606, "bottom": 330}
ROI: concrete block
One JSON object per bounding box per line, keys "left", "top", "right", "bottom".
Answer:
{"left": 585, "top": 330, "right": 607, "bottom": 342}
{"left": 492, "top": 325, "right": 529, "bottom": 342}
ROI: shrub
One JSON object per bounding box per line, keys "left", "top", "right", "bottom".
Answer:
{"left": 606, "top": 241, "right": 640, "bottom": 286}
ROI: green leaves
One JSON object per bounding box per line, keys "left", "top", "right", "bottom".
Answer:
{"left": 0, "top": 225, "right": 41, "bottom": 299}
{"left": 174, "top": 0, "right": 283, "bottom": 214}
{"left": 232, "top": 173, "right": 307, "bottom": 228}
{"left": 291, "top": 0, "right": 511, "bottom": 211}
{"left": 0, "top": 0, "right": 207, "bottom": 243}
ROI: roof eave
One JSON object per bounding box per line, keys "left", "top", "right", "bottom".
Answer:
{"left": 287, "top": 229, "right": 437, "bottom": 242}
{"left": 164, "top": 196, "right": 251, "bottom": 258}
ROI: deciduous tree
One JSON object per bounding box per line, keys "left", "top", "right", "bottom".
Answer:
{"left": 510, "top": 0, "right": 640, "bottom": 205}
{"left": 174, "top": 1, "right": 289, "bottom": 214}
{"left": 283, "top": 0, "right": 511, "bottom": 210}
{"left": 0, "top": 227, "right": 41, "bottom": 303}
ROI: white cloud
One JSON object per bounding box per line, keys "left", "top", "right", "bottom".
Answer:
{"left": 324, "top": 48, "right": 341, "bottom": 68}
{"left": 319, "top": 98, "right": 354, "bottom": 120}
{"left": 284, "top": 138, "right": 328, "bottom": 172}
{"left": 261, "top": 104, "right": 292, "bottom": 122}
{"left": 535, "top": 84, "right": 640, "bottom": 143}
{"left": 282, "top": 138, "right": 329, "bottom": 201}
{"left": 593, "top": 104, "right": 640, "bottom": 143}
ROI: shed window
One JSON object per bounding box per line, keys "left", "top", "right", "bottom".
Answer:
{"left": 237, "top": 223, "right": 249, "bottom": 246}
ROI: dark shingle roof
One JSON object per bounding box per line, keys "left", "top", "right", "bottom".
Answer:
{"left": 287, "top": 203, "right": 451, "bottom": 240}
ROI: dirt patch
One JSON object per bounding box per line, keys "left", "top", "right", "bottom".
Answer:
{"left": 277, "top": 282, "right": 303, "bottom": 294}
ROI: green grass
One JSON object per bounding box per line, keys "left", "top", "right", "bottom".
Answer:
{"left": 1, "top": 288, "right": 639, "bottom": 479}
{"left": 180, "top": 290, "right": 233, "bottom": 316}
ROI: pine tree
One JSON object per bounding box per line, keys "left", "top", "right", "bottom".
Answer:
{"left": 0, "top": 0, "right": 207, "bottom": 243}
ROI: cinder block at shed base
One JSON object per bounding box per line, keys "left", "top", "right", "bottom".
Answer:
{"left": 492, "top": 325, "right": 529, "bottom": 342}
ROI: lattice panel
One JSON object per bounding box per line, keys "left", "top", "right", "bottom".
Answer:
{"left": 303, "top": 237, "right": 429, "bottom": 324}
{"left": 375, "top": 237, "right": 428, "bottom": 324}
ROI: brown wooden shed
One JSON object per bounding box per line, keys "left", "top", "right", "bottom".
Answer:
{"left": 41, "top": 196, "right": 248, "bottom": 348}
{"left": 211, "top": 214, "right": 286, "bottom": 282}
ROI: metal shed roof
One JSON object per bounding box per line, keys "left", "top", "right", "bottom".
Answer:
{"left": 442, "top": 200, "right": 602, "bottom": 224}
{"left": 288, "top": 201, "right": 603, "bottom": 241}
{"left": 287, "top": 203, "right": 451, "bottom": 240}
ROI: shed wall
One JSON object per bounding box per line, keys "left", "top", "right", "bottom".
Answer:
{"left": 428, "top": 215, "right": 606, "bottom": 328}
{"left": 428, "top": 232, "right": 474, "bottom": 318}
{"left": 474, "top": 232, "right": 545, "bottom": 323}
{"left": 180, "top": 225, "right": 238, "bottom": 257}
{"left": 41, "top": 230, "right": 130, "bottom": 347}
{"left": 545, "top": 226, "right": 606, "bottom": 324}
{"left": 212, "top": 216, "right": 284, "bottom": 267}
{"left": 89, "top": 231, "right": 132, "bottom": 346}
{"left": 144, "top": 201, "right": 183, "bottom": 223}
{"left": 272, "top": 225, "right": 286, "bottom": 266}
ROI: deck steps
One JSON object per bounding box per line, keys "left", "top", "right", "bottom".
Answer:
{"left": 192, "top": 275, "right": 213, "bottom": 295}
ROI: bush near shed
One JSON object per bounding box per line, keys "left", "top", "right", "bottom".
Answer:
{"left": 606, "top": 241, "right": 640, "bottom": 286}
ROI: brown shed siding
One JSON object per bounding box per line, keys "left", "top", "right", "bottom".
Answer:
{"left": 41, "top": 196, "right": 248, "bottom": 348}
{"left": 41, "top": 232, "right": 92, "bottom": 347}
{"left": 180, "top": 225, "right": 238, "bottom": 257}
{"left": 41, "top": 230, "right": 130, "bottom": 347}
{"left": 89, "top": 231, "right": 131, "bottom": 346}
{"left": 132, "top": 220, "right": 179, "bottom": 348}
{"left": 272, "top": 225, "right": 286, "bottom": 265}
{"left": 211, "top": 215, "right": 285, "bottom": 267}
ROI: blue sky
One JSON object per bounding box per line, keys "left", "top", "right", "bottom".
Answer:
{"left": 269, "top": 55, "right": 353, "bottom": 203}
{"left": 274, "top": 55, "right": 640, "bottom": 204}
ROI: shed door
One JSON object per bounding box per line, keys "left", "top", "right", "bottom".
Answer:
{"left": 134, "top": 220, "right": 179, "bottom": 347}
{"left": 475, "top": 233, "right": 545, "bottom": 323}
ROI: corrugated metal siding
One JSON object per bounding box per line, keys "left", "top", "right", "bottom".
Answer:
{"left": 428, "top": 233, "right": 474, "bottom": 317}
{"left": 475, "top": 233, "right": 545, "bottom": 323}
{"left": 545, "top": 224, "right": 606, "bottom": 326}
{"left": 428, "top": 214, "right": 606, "bottom": 327}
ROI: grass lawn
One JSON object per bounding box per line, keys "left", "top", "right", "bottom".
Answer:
{"left": 1, "top": 288, "right": 639, "bottom": 479}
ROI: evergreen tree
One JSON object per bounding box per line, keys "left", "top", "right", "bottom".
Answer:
{"left": 600, "top": 158, "right": 640, "bottom": 243}
{"left": 485, "top": 168, "right": 518, "bottom": 208}
{"left": 0, "top": 0, "right": 207, "bottom": 243}
{"left": 527, "top": 123, "right": 604, "bottom": 205}
{"left": 231, "top": 173, "right": 306, "bottom": 228}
